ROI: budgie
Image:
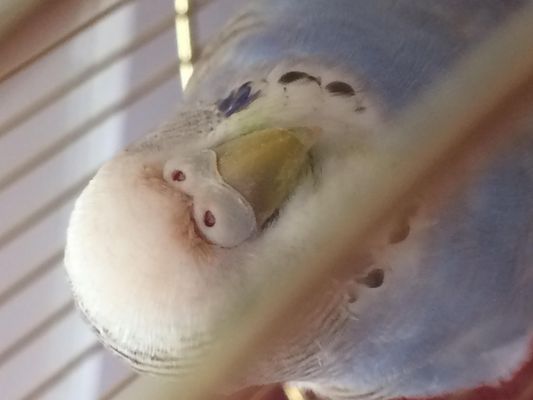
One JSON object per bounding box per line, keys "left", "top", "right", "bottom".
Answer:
{"left": 64, "top": 1, "right": 533, "bottom": 399}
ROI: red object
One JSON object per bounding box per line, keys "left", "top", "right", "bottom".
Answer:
{"left": 397, "top": 348, "right": 533, "bottom": 400}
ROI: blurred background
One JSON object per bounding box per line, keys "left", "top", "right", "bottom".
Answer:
{"left": 0, "top": 1, "right": 252, "bottom": 399}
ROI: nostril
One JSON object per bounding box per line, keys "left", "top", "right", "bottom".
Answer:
{"left": 203, "top": 210, "right": 216, "bottom": 227}
{"left": 171, "top": 170, "right": 186, "bottom": 182}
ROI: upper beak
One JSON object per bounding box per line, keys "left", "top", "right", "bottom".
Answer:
{"left": 214, "top": 127, "right": 315, "bottom": 227}
{"left": 163, "top": 127, "right": 316, "bottom": 247}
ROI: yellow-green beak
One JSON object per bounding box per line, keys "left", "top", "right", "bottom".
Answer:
{"left": 214, "top": 127, "right": 315, "bottom": 227}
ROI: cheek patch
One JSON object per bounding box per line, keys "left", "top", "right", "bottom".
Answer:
{"left": 217, "top": 81, "right": 262, "bottom": 118}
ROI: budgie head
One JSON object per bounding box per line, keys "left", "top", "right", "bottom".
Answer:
{"left": 63, "top": 0, "right": 533, "bottom": 397}
{"left": 64, "top": 62, "right": 385, "bottom": 384}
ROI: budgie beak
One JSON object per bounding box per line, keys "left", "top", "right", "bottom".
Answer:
{"left": 162, "top": 127, "right": 315, "bottom": 247}
{"left": 215, "top": 127, "right": 315, "bottom": 226}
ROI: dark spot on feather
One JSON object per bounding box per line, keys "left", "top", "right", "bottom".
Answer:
{"left": 279, "top": 71, "right": 321, "bottom": 86}
{"left": 279, "top": 71, "right": 309, "bottom": 84}
{"left": 326, "top": 81, "right": 356, "bottom": 96}
{"left": 359, "top": 268, "right": 385, "bottom": 288}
